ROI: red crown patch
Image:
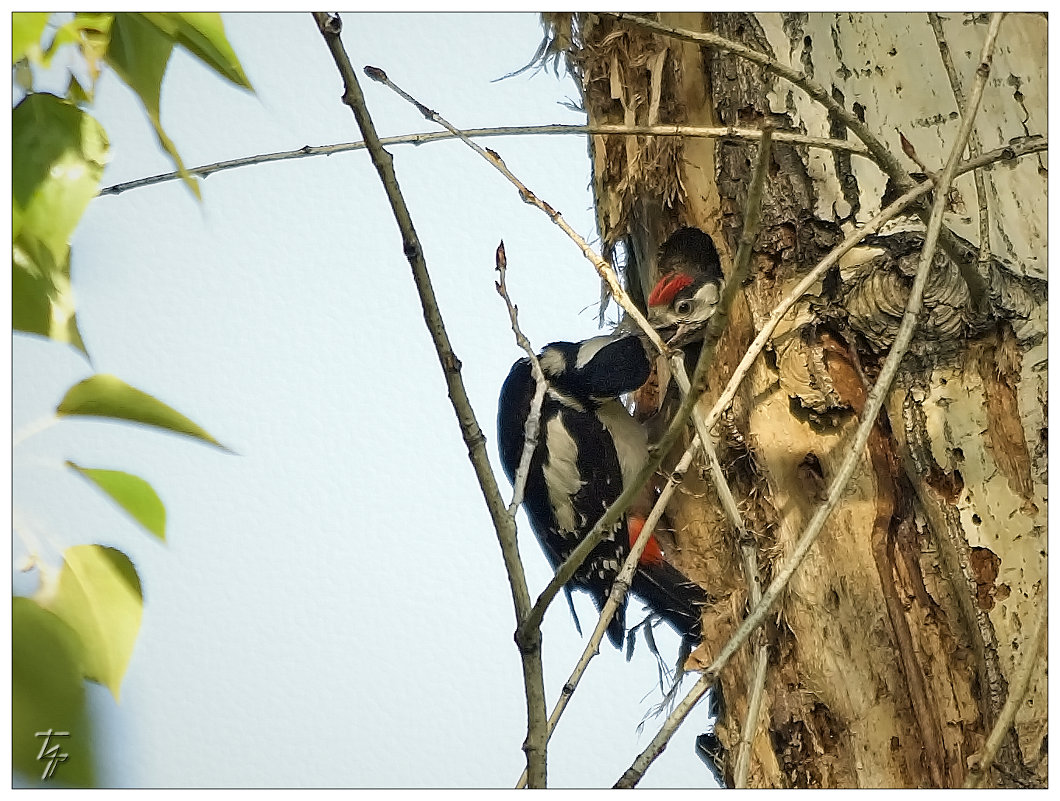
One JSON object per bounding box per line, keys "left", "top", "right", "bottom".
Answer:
{"left": 647, "top": 273, "right": 694, "bottom": 307}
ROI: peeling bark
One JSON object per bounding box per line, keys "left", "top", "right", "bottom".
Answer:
{"left": 556, "top": 10, "right": 1046, "bottom": 788}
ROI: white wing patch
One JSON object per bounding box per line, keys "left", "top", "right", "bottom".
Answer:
{"left": 543, "top": 414, "right": 584, "bottom": 533}
{"left": 594, "top": 400, "right": 648, "bottom": 489}
{"left": 538, "top": 347, "right": 567, "bottom": 377}
{"left": 574, "top": 335, "right": 616, "bottom": 369}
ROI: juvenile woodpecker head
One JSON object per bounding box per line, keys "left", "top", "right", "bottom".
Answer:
{"left": 647, "top": 227, "right": 724, "bottom": 347}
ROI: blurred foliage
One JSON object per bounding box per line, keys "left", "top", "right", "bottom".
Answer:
{"left": 11, "top": 12, "right": 249, "bottom": 786}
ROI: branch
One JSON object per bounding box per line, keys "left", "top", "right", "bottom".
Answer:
{"left": 309, "top": 12, "right": 549, "bottom": 787}
{"left": 928, "top": 12, "right": 992, "bottom": 266}
{"left": 615, "top": 15, "right": 1006, "bottom": 786}
{"left": 964, "top": 582, "right": 1048, "bottom": 788}
{"left": 97, "top": 123, "right": 869, "bottom": 197}
{"left": 515, "top": 439, "right": 700, "bottom": 788}
{"left": 734, "top": 608, "right": 769, "bottom": 787}
{"left": 613, "top": 128, "right": 772, "bottom": 788}
{"left": 364, "top": 65, "right": 669, "bottom": 357}
{"left": 671, "top": 353, "right": 771, "bottom": 788}
{"left": 727, "top": 128, "right": 771, "bottom": 781}
{"left": 516, "top": 117, "right": 766, "bottom": 778}
{"left": 494, "top": 242, "right": 547, "bottom": 515}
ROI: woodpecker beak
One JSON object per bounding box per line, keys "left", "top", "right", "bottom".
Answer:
{"left": 667, "top": 320, "right": 709, "bottom": 348}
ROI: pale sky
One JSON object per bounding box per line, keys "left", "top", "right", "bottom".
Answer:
{"left": 12, "top": 12, "right": 715, "bottom": 788}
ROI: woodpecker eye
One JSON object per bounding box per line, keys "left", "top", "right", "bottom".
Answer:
{"left": 674, "top": 299, "right": 693, "bottom": 316}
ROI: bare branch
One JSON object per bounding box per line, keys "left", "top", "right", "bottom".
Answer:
{"left": 615, "top": 15, "right": 1007, "bottom": 786}
{"left": 614, "top": 128, "right": 773, "bottom": 787}
{"left": 364, "top": 65, "right": 669, "bottom": 357}
{"left": 494, "top": 242, "right": 548, "bottom": 515}
{"left": 310, "top": 12, "right": 549, "bottom": 786}
{"left": 725, "top": 128, "right": 772, "bottom": 780}
{"left": 614, "top": 671, "right": 713, "bottom": 787}
{"left": 928, "top": 12, "right": 992, "bottom": 266}
{"left": 96, "top": 123, "right": 869, "bottom": 198}
{"left": 964, "top": 583, "right": 1048, "bottom": 788}
{"left": 734, "top": 608, "right": 769, "bottom": 787}
{"left": 515, "top": 440, "right": 700, "bottom": 788}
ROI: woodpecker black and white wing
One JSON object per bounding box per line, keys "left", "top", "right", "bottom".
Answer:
{"left": 539, "top": 335, "right": 651, "bottom": 404}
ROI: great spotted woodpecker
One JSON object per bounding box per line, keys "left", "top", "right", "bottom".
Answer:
{"left": 498, "top": 333, "right": 707, "bottom": 648}
{"left": 647, "top": 227, "right": 725, "bottom": 347}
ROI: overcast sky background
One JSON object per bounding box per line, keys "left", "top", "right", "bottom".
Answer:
{"left": 11, "top": 12, "right": 716, "bottom": 788}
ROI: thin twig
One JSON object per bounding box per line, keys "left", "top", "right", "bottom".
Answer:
{"left": 515, "top": 440, "right": 699, "bottom": 788}
{"left": 625, "top": 129, "right": 772, "bottom": 787}
{"left": 725, "top": 126, "right": 771, "bottom": 783}
{"left": 734, "top": 598, "right": 768, "bottom": 787}
{"left": 964, "top": 583, "right": 1048, "bottom": 788}
{"left": 673, "top": 355, "right": 770, "bottom": 790}
{"left": 928, "top": 12, "right": 992, "bottom": 267}
{"left": 12, "top": 415, "right": 59, "bottom": 449}
{"left": 310, "top": 12, "right": 549, "bottom": 786}
{"left": 364, "top": 65, "right": 669, "bottom": 357}
{"left": 494, "top": 241, "right": 548, "bottom": 515}
{"left": 615, "top": 15, "right": 1006, "bottom": 787}
{"left": 614, "top": 669, "right": 714, "bottom": 788}
{"left": 96, "top": 123, "right": 869, "bottom": 197}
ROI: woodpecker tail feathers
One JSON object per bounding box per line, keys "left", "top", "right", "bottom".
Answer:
{"left": 631, "top": 558, "right": 708, "bottom": 645}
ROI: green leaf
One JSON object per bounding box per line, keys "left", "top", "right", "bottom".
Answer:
{"left": 105, "top": 13, "right": 199, "bottom": 198}
{"left": 44, "top": 13, "right": 113, "bottom": 71}
{"left": 56, "top": 374, "right": 228, "bottom": 450}
{"left": 142, "top": 12, "right": 252, "bottom": 90}
{"left": 12, "top": 93, "right": 108, "bottom": 261}
{"left": 12, "top": 12, "right": 50, "bottom": 64}
{"left": 12, "top": 597, "right": 96, "bottom": 788}
{"left": 68, "top": 13, "right": 113, "bottom": 80}
{"left": 12, "top": 235, "right": 87, "bottom": 355}
{"left": 11, "top": 94, "right": 103, "bottom": 354}
{"left": 38, "top": 546, "right": 143, "bottom": 701}
{"left": 66, "top": 462, "right": 167, "bottom": 542}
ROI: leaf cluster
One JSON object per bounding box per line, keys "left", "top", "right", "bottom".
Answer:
{"left": 11, "top": 12, "right": 248, "bottom": 787}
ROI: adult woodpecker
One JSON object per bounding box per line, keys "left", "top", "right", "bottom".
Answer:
{"left": 646, "top": 227, "right": 725, "bottom": 347}
{"left": 498, "top": 333, "right": 707, "bottom": 648}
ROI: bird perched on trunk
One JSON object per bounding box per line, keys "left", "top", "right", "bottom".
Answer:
{"left": 498, "top": 332, "right": 707, "bottom": 649}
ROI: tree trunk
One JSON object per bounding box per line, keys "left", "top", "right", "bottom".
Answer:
{"left": 557, "top": 11, "right": 1046, "bottom": 788}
